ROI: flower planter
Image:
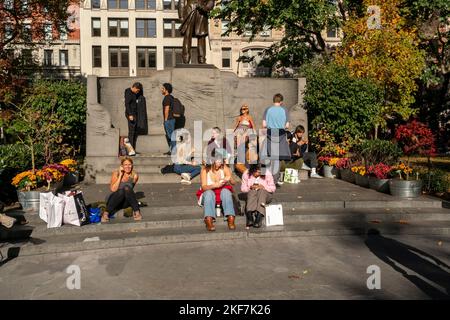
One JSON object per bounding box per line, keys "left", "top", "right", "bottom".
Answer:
{"left": 63, "top": 171, "right": 79, "bottom": 186}
{"left": 368, "top": 177, "right": 390, "bottom": 194}
{"left": 17, "top": 190, "right": 41, "bottom": 212}
{"left": 323, "top": 165, "right": 338, "bottom": 178}
{"left": 340, "top": 169, "right": 355, "bottom": 183}
{"left": 16, "top": 181, "right": 63, "bottom": 213}
{"left": 389, "top": 179, "right": 423, "bottom": 198}
{"left": 355, "top": 174, "right": 370, "bottom": 188}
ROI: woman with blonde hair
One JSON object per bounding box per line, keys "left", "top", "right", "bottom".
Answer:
{"left": 102, "top": 157, "right": 143, "bottom": 222}
{"left": 234, "top": 104, "right": 256, "bottom": 147}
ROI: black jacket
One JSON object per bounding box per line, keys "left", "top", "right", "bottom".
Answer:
{"left": 124, "top": 88, "right": 138, "bottom": 118}
{"left": 136, "top": 95, "right": 148, "bottom": 135}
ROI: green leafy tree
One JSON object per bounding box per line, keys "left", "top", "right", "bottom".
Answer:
{"left": 303, "top": 61, "right": 383, "bottom": 141}
{"left": 213, "top": 0, "right": 344, "bottom": 68}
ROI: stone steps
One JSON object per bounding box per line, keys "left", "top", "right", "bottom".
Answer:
{"left": 4, "top": 219, "right": 450, "bottom": 257}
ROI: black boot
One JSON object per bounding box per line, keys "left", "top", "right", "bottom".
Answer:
{"left": 254, "top": 212, "right": 263, "bottom": 228}
{"left": 245, "top": 211, "right": 254, "bottom": 228}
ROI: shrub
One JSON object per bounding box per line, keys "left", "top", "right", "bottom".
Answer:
{"left": 0, "top": 144, "right": 45, "bottom": 172}
{"left": 355, "top": 139, "right": 403, "bottom": 166}
{"left": 303, "top": 62, "right": 383, "bottom": 141}
{"left": 421, "top": 169, "right": 450, "bottom": 194}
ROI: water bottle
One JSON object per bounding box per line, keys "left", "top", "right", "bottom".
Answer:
{"left": 215, "top": 204, "right": 221, "bottom": 217}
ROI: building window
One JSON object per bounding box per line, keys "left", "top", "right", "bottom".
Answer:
{"left": 163, "top": 0, "right": 178, "bottom": 10}
{"left": 136, "top": 19, "right": 156, "bottom": 38}
{"left": 59, "top": 50, "right": 68, "bottom": 66}
{"left": 221, "top": 20, "right": 229, "bottom": 36}
{"left": 92, "top": 18, "right": 101, "bottom": 37}
{"left": 108, "top": 0, "right": 128, "bottom": 9}
{"left": 260, "top": 26, "right": 271, "bottom": 37}
{"left": 163, "top": 19, "right": 181, "bottom": 38}
{"left": 137, "top": 47, "right": 156, "bottom": 75}
{"left": 21, "top": 49, "right": 32, "bottom": 65}
{"left": 44, "top": 50, "right": 53, "bottom": 66}
{"left": 222, "top": 48, "right": 231, "bottom": 68}
{"left": 109, "top": 47, "right": 129, "bottom": 76}
{"left": 22, "top": 23, "right": 31, "bottom": 42}
{"left": 92, "top": 46, "right": 102, "bottom": 68}
{"left": 4, "top": 0, "right": 13, "bottom": 10}
{"left": 92, "top": 0, "right": 101, "bottom": 9}
{"left": 327, "top": 27, "right": 337, "bottom": 38}
{"left": 44, "top": 23, "right": 52, "bottom": 41}
{"left": 135, "top": 0, "right": 156, "bottom": 10}
{"left": 4, "top": 23, "right": 13, "bottom": 41}
{"left": 163, "top": 47, "right": 182, "bottom": 68}
{"left": 108, "top": 18, "right": 128, "bottom": 37}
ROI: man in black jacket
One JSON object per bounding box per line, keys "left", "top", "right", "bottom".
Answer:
{"left": 124, "top": 82, "right": 143, "bottom": 152}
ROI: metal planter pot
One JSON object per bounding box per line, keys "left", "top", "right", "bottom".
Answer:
{"left": 340, "top": 169, "right": 355, "bottom": 183}
{"left": 323, "top": 165, "right": 338, "bottom": 178}
{"left": 17, "top": 190, "right": 41, "bottom": 212}
{"left": 389, "top": 179, "right": 423, "bottom": 198}
{"left": 355, "top": 174, "right": 370, "bottom": 188}
{"left": 368, "top": 177, "right": 390, "bottom": 194}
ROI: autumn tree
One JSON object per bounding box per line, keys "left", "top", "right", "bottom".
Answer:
{"left": 0, "top": 0, "right": 73, "bottom": 103}
{"left": 335, "top": 0, "right": 426, "bottom": 137}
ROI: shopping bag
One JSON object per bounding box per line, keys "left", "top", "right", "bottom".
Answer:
{"left": 124, "top": 138, "right": 136, "bottom": 156}
{"left": 47, "top": 196, "right": 65, "bottom": 228}
{"left": 265, "top": 204, "right": 284, "bottom": 227}
{"left": 59, "top": 191, "right": 89, "bottom": 226}
{"left": 88, "top": 207, "right": 101, "bottom": 224}
{"left": 39, "top": 192, "right": 55, "bottom": 223}
{"left": 284, "top": 168, "right": 299, "bottom": 184}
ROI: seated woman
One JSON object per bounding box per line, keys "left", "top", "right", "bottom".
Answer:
{"left": 197, "top": 156, "right": 236, "bottom": 232}
{"left": 102, "top": 157, "right": 143, "bottom": 222}
{"left": 174, "top": 132, "right": 201, "bottom": 185}
{"left": 241, "top": 164, "right": 276, "bottom": 229}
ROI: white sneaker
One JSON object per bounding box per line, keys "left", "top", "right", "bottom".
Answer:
{"left": 181, "top": 173, "right": 191, "bottom": 181}
{"left": 180, "top": 179, "right": 192, "bottom": 185}
{"left": 310, "top": 173, "right": 323, "bottom": 179}
{"left": 301, "top": 163, "right": 311, "bottom": 171}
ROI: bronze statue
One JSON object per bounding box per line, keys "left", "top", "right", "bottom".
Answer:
{"left": 178, "top": 0, "right": 215, "bottom": 64}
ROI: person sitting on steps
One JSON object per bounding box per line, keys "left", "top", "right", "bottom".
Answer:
{"left": 241, "top": 164, "right": 276, "bottom": 229}
{"left": 174, "top": 131, "right": 201, "bottom": 185}
{"left": 197, "top": 154, "right": 236, "bottom": 232}
{"left": 102, "top": 157, "right": 143, "bottom": 222}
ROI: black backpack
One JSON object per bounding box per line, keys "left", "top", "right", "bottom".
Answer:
{"left": 170, "top": 95, "right": 185, "bottom": 118}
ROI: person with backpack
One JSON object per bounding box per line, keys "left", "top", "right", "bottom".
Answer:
{"left": 161, "top": 83, "right": 186, "bottom": 155}
{"left": 161, "top": 83, "right": 175, "bottom": 155}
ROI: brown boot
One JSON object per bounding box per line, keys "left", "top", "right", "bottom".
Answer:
{"left": 204, "top": 217, "right": 216, "bottom": 232}
{"left": 227, "top": 215, "right": 236, "bottom": 230}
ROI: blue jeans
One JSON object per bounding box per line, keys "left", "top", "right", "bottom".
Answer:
{"left": 164, "top": 119, "right": 176, "bottom": 150}
{"left": 202, "top": 189, "right": 235, "bottom": 218}
{"left": 174, "top": 164, "right": 201, "bottom": 179}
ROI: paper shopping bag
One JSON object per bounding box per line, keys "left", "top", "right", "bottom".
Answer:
{"left": 39, "top": 192, "right": 55, "bottom": 223}
{"left": 47, "top": 196, "right": 65, "bottom": 228}
{"left": 284, "top": 168, "right": 299, "bottom": 184}
{"left": 265, "top": 204, "right": 284, "bottom": 227}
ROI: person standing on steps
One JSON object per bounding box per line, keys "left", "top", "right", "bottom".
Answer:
{"left": 161, "top": 83, "right": 176, "bottom": 155}
{"left": 124, "top": 82, "right": 143, "bottom": 153}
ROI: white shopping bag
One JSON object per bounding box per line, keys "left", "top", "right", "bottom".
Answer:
{"left": 284, "top": 168, "right": 299, "bottom": 184}
{"left": 39, "top": 192, "right": 55, "bottom": 223}
{"left": 59, "top": 191, "right": 89, "bottom": 226}
{"left": 47, "top": 196, "right": 64, "bottom": 228}
{"left": 265, "top": 204, "right": 284, "bottom": 227}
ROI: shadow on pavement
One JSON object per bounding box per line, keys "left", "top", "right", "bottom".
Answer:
{"left": 365, "top": 229, "right": 450, "bottom": 299}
